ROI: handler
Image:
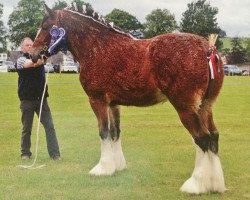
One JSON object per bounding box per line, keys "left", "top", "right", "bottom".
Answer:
{"left": 16, "top": 37, "right": 61, "bottom": 160}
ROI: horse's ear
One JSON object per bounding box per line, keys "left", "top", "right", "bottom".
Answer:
{"left": 44, "top": 4, "right": 54, "bottom": 18}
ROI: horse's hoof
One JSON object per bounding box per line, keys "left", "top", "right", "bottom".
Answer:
{"left": 180, "top": 176, "right": 227, "bottom": 194}
{"left": 89, "top": 162, "right": 115, "bottom": 176}
{"left": 180, "top": 177, "right": 205, "bottom": 194}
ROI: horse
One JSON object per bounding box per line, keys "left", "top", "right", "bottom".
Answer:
{"left": 31, "top": 4, "right": 226, "bottom": 194}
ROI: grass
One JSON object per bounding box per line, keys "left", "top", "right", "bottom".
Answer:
{"left": 0, "top": 73, "right": 250, "bottom": 199}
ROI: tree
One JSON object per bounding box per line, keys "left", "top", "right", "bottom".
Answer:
{"left": 52, "top": 0, "right": 67, "bottom": 10}
{"left": 180, "top": 0, "right": 220, "bottom": 37}
{"left": 8, "top": 0, "right": 45, "bottom": 47}
{"left": 228, "top": 37, "right": 247, "bottom": 64}
{"left": 52, "top": 0, "right": 92, "bottom": 11}
{"left": 105, "top": 9, "right": 143, "bottom": 31}
{"left": 71, "top": 0, "right": 93, "bottom": 13}
{"left": 0, "top": 3, "right": 7, "bottom": 52}
{"left": 143, "top": 8, "right": 177, "bottom": 38}
{"left": 245, "top": 39, "right": 250, "bottom": 61}
{"left": 219, "top": 30, "right": 227, "bottom": 38}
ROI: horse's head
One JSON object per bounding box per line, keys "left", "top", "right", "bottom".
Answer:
{"left": 31, "top": 4, "right": 135, "bottom": 63}
{"left": 31, "top": 4, "right": 63, "bottom": 62}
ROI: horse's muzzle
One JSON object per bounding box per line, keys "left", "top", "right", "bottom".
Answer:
{"left": 30, "top": 47, "right": 50, "bottom": 63}
{"left": 31, "top": 54, "right": 41, "bottom": 63}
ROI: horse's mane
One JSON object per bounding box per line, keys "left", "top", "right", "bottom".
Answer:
{"left": 62, "top": 3, "right": 136, "bottom": 40}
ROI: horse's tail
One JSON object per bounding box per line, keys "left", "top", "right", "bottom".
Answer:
{"left": 205, "top": 52, "right": 224, "bottom": 104}
{"left": 205, "top": 34, "right": 224, "bottom": 103}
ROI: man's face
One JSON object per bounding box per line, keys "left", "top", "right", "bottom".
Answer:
{"left": 21, "top": 39, "right": 34, "bottom": 54}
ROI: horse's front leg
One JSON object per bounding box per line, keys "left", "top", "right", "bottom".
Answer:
{"left": 109, "top": 105, "right": 126, "bottom": 171}
{"left": 88, "top": 98, "right": 116, "bottom": 175}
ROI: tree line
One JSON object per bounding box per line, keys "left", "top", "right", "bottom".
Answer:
{"left": 0, "top": 0, "right": 249, "bottom": 64}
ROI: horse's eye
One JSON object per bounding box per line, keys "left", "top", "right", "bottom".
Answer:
{"left": 42, "top": 22, "right": 50, "bottom": 30}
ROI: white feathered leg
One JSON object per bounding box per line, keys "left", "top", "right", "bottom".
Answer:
{"left": 180, "top": 144, "right": 226, "bottom": 194}
{"left": 113, "top": 138, "right": 126, "bottom": 171}
{"left": 89, "top": 139, "right": 116, "bottom": 176}
{"left": 210, "top": 151, "right": 226, "bottom": 193}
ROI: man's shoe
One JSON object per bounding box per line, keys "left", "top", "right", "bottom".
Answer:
{"left": 21, "top": 155, "right": 31, "bottom": 160}
{"left": 52, "top": 155, "right": 61, "bottom": 160}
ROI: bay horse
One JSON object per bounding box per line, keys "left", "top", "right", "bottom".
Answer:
{"left": 31, "top": 4, "right": 226, "bottom": 194}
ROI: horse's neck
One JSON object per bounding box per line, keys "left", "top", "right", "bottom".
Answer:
{"left": 66, "top": 24, "right": 132, "bottom": 63}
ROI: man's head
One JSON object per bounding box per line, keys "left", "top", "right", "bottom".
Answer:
{"left": 21, "top": 37, "right": 33, "bottom": 54}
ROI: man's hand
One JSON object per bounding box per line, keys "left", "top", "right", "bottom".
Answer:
{"left": 36, "top": 58, "right": 44, "bottom": 66}
{"left": 23, "top": 58, "right": 44, "bottom": 68}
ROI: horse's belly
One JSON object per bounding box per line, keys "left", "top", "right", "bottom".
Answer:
{"left": 107, "top": 88, "right": 168, "bottom": 107}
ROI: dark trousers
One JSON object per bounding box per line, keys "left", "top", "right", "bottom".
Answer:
{"left": 20, "top": 99, "right": 60, "bottom": 158}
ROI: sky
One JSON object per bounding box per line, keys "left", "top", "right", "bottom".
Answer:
{"left": 1, "top": 0, "right": 250, "bottom": 37}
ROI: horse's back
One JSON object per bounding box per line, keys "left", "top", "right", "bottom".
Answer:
{"left": 149, "top": 33, "right": 208, "bottom": 73}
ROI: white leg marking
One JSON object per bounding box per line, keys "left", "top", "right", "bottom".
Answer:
{"left": 89, "top": 139, "right": 116, "bottom": 176}
{"left": 180, "top": 144, "right": 226, "bottom": 194}
{"left": 113, "top": 138, "right": 126, "bottom": 171}
{"left": 210, "top": 151, "right": 227, "bottom": 193}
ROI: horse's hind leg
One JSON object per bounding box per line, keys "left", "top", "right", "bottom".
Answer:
{"left": 109, "top": 105, "right": 126, "bottom": 171}
{"left": 176, "top": 103, "right": 226, "bottom": 194}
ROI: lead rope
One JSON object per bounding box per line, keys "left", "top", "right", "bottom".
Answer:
{"left": 17, "top": 70, "right": 49, "bottom": 169}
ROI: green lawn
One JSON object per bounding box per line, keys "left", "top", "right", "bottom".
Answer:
{"left": 0, "top": 73, "right": 249, "bottom": 199}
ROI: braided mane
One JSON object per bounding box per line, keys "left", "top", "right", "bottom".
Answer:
{"left": 62, "top": 3, "right": 136, "bottom": 39}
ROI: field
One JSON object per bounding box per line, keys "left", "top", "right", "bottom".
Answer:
{"left": 0, "top": 73, "right": 249, "bottom": 199}
{"left": 221, "top": 37, "right": 248, "bottom": 49}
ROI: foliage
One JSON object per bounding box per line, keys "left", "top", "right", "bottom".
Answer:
{"left": 0, "top": 73, "right": 250, "bottom": 199}
{"left": 7, "top": 0, "right": 92, "bottom": 47}
{"left": 52, "top": 0, "right": 67, "bottom": 10}
{"left": 0, "top": 3, "right": 7, "bottom": 52}
{"left": 216, "top": 37, "right": 249, "bottom": 61}
{"left": 8, "top": 0, "right": 45, "bottom": 47}
{"left": 219, "top": 30, "right": 227, "bottom": 37}
{"left": 221, "top": 48, "right": 230, "bottom": 57}
{"left": 245, "top": 38, "right": 250, "bottom": 61}
{"left": 228, "top": 37, "right": 247, "bottom": 64}
{"left": 52, "top": 0, "right": 93, "bottom": 13}
{"left": 105, "top": 9, "right": 143, "bottom": 32}
{"left": 71, "top": 0, "right": 93, "bottom": 13}
{"left": 143, "top": 8, "right": 177, "bottom": 38}
{"left": 180, "top": 0, "right": 224, "bottom": 49}
{"left": 180, "top": 0, "right": 221, "bottom": 37}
